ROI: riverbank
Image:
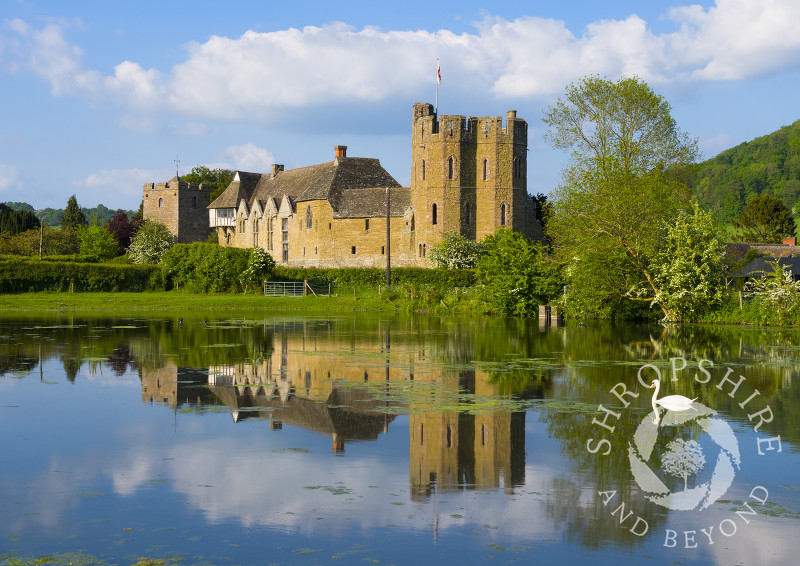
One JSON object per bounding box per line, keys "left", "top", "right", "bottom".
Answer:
{"left": 0, "top": 290, "right": 401, "bottom": 314}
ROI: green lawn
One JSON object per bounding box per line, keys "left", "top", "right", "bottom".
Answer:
{"left": 0, "top": 290, "right": 397, "bottom": 314}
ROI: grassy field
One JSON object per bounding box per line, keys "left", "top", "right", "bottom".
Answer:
{"left": 0, "top": 289, "right": 399, "bottom": 315}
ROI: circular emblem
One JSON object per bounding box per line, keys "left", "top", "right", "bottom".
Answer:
{"left": 628, "top": 403, "right": 741, "bottom": 511}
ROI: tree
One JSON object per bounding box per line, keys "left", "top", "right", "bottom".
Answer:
{"left": 428, "top": 231, "right": 483, "bottom": 269}
{"left": 0, "top": 203, "right": 39, "bottom": 235}
{"left": 182, "top": 166, "right": 235, "bottom": 203}
{"left": 661, "top": 438, "right": 706, "bottom": 491}
{"left": 61, "top": 195, "right": 88, "bottom": 230}
{"left": 126, "top": 220, "right": 174, "bottom": 264}
{"left": 476, "top": 229, "right": 562, "bottom": 315}
{"left": 648, "top": 203, "right": 727, "bottom": 321}
{"left": 107, "top": 210, "right": 142, "bottom": 251}
{"left": 543, "top": 76, "right": 699, "bottom": 319}
{"left": 735, "top": 194, "right": 796, "bottom": 243}
{"left": 240, "top": 247, "right": 276, "bottom": 293}
{"left": 78, "top": 225, "right": 120, "bottom": 260}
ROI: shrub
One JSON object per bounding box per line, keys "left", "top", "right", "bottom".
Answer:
{"left": 127, "top": 221, "right": 174, "bottom": 264}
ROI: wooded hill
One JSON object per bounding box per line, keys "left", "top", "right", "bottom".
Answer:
{"left": 4, "top": 202, "right": 138, "bottom": 228}
{"left": 689, "top": 119, "right": 800, "bottom": 222}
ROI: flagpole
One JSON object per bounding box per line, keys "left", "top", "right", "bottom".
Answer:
{"left": 435, "top": 59, "right": 440, "bottom": 113}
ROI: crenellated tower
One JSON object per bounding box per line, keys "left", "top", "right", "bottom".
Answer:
{"left": 143, "top": 177, "right": 212, "bottom": 243}
{"left": 410, "top": 103, "right": 535, "bottom": 263}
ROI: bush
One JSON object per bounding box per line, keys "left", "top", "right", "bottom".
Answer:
{"left": 0, "top": 258, "right": 160, "bottom": 292}
{"left": 0, "top": 226, "right": 79, "bottom": 256}
{"left": 161, "top": 243, "right": 252, "bottom": 293}
{"left": 78, "top": 225, "right": 120, "bottom": 261}
{"left": 127, "top": 221, "right": 174, "bottom": 264}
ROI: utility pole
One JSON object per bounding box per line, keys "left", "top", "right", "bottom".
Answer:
{"left": 386, "top": 186, "right": 391, "bottom": 288}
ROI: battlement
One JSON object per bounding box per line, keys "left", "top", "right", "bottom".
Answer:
{"left": 142, "top": 178, "right": 209, "bottom": 193}
{"left": 412, "top": 102, "right": 527, "bottom": 144}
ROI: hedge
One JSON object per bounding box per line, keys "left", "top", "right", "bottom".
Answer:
{"left": 272, "top": 266, "right": 476, "bottom": 288}
{"left": 0, "top": 258, "right": 160, "bottom": 293}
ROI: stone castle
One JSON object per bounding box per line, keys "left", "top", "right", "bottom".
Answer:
{"left": 144, "top": 102, "right": 543, "bottom": 266}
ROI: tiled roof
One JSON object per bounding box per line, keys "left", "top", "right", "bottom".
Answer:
{"left": 207, "top": 157, "right": 404, "bottom": 216}
{"left": 334, "top": 187, "right": 411, "bottom": 218}
{"left": 733, "top": 256, "right": 800, "bottom": 278}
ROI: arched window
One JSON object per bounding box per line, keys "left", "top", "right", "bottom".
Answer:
{"left": 432, "top": 203, "right": 438, "bottom": 225}
{"left": 419, "top": 243, "right": 423, "bottom": 257}
{"left": 158, "top": 198, "right": 163, "bottom": 208}
{"left": 423, "top": 243, "right": 427, "bottom": 257}
{"left": 448, "top": 158, "right": 453, "bottom": 180}
{"left": 500, "top": 203, "right": 507, "bottom": 226}
{"left": 421, "top": 159, "right": 425, "bottom": 180}
{"left": 482, "top": 159, "right": 488, "bottom": 181}
{"left": 305, "top": 206, "right": 312, "bottom": 229}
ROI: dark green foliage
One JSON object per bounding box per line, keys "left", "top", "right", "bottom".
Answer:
{"left": 0, "top": 258, "right": 160, "bottom": 292}
{"left": 689, "top": 119, "right": 800, "bottom": 221}
{"left": 161, "top": 243, "right": 251, "bottom": 292}
{"left": 3, "top": 201, "right": 35, "bottom": 213}
{"left": 271, "top": 266, "right": 476, "bottom": 289}
{"left": 0, "top": 226, "right": 78, "bottom": 256}
{"left": 61, "top": 195, "right": 88, "bottom": 230}
{"left": 0, "top": 203, "right": 39, "bottom": 235}
{"left": 476, "top": 229, "right": 563, "bottom": 316}
{"left": 182, "top": 166, "right": 235, "bottom": 203}
{"left": 735, "top": 194, "right": 796, "bottom": 242}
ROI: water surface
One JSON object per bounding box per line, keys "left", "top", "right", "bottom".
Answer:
{"left": 1, "top": 314, "right": 798, "bottom": 565}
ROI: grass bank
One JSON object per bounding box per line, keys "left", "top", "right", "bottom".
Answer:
{"left": 0, "top": 289, "right": 401, "bottom": 315}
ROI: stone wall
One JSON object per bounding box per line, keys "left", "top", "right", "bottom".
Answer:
{"left": 143, "top": 178, "right": 212, "bottom": 243}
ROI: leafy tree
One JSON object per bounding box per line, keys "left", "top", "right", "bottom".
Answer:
{"left": 37, "top": 208, "right": 64, "bottom": 227}
{"left": 543, "top": 76, "right": 699, "bottom": 319}
{"left": 182, "top": 166, "right": 235, "bottom": 203}
{"left": 78, "top": 225, "right": 120, "bottom": 260}
{"left": 3, "top": 202, "right": 35, "bottom": 213}
{"left": 735, "top": 194, "right": 796, "bottom": 243}
{"left": 107, "top": 210, "right": 142, "bottom": 251}
{"left": 126, "top": 220, "right": 174, "bottom": 264}
{"left": 61, "top": 195, "right": 88, "bottom": 230}
{"left": 476, "top": 229, "right": 562, "bottom": 316}
{"left": 0, "top": 203, "right": 39, "bottom": 235}
{"left": 0, "top": 226, "right": 78, "bottom": 256}
{"left": 240, "top": 247, "right": 276, "bottom": 293}
{"left": 428, "top": 231, "right": 483, "bottom": 269}
{"left": 648, "top": 203, "right": 727, "bottom": 321}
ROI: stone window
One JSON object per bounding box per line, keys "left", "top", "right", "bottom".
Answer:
{"left": 500, "top": 203, "right": 507, "bottom": 226}
{"left": 482, "top": 159, "right": 488, "bottom": 181}
{"left": 267, "top": 218, "right": 273, "bottom": 251}
{"left": 253, "top": 218, "right": 259, "bottom": 247}
{"left": 448, "top": 158, "right": 453, "bottom": 180}
{"left": 381, "top": 245, "right": 385, "bottom": 255}
{"left": 419, "top": 243, "right": 422, "bottom": 257}
{"left": 421, "top": 159, "right": 425, "bottom": 180}
{"left": 484, "top": 122, "right": 489, "bottom": 135}
{"left": 365, "top": 218, "right": 370, "bottom": 231}
{"left": 158, "top": 198, "right": 163, "bottom": 208}
{"left": 423, "top": 243, "right": 427, "bottom": 257}
{"left": 465, "top": 202, "right": 471, "bottom": 225}
{"left": 351, "top": 246, "right": 356, "bottom": 255}
{"left": 449, "top": 120, "right": 453, "bottom": 135}
{"left": 432, "top": 203, "right": 438, "bottom": 225}
{"left": 192, "top": 196, "right": 197, "bottom": 208}
{"left": 305, "top": 206, "right": 312, "bottom": 229}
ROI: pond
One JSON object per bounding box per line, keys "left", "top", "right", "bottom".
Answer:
{"left": 0, "top": 313, "right": 798, "bottom": 565}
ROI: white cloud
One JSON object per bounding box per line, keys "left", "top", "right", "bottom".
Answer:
{"left": 5, "top": 1, "right": 800, "bottom": 122}
{"left": 222, "top": 142, "right": 275, "bottom": 171}
{"left": 0, "top": 164, "right": 22, "bottom": 191}
{"left": 74, "top": 167, "right": 170, "bottom": 205}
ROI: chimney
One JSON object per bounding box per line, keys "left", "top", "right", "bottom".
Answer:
{"left": 271, "top": 164, "right": 284, "bottom": 178}
{"left": 334, "top": 145, "right": 347, "bottom": 158}
{"left": 783, "top": 236, "right": 796, "bottom": 246}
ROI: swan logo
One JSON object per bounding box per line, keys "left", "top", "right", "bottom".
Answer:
{"left": 627, "top": 381, "right": 741, "bottom": 511}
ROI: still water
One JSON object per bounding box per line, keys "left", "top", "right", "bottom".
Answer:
{"left": 0, "top": 314, "right": 798, "bottom": 565}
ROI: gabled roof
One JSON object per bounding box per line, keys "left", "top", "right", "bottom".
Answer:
{"left": 207, "top": 157, "right": 403, "bottom": 214}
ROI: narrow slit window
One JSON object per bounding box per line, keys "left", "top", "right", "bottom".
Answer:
{"left": 432, "top": 203, "right": 438, "bottom": 225}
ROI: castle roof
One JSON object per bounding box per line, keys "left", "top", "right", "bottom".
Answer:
{"left": 208, "top": 157, "right": 404, "bottom": 216}
{"left": 334, "top": 186, "right": 411, "bottom": 218}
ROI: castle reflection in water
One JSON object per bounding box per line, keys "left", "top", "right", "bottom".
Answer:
{"left": 140, "top": 320, "right": 531, "bottom": 500}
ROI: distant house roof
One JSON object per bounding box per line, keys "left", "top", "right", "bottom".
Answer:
{"left": 733, "top": 256, "right": 800, "bottom": 278}
{"left": 208, "top": 156, "right": 404, "bottom": 217}
{"left": 725, "top": 242, "right": 800, "bottom": 263}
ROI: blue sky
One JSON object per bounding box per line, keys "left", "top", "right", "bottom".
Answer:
{"left": 2, "top": 0, "right": 800, "bottom": 211}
